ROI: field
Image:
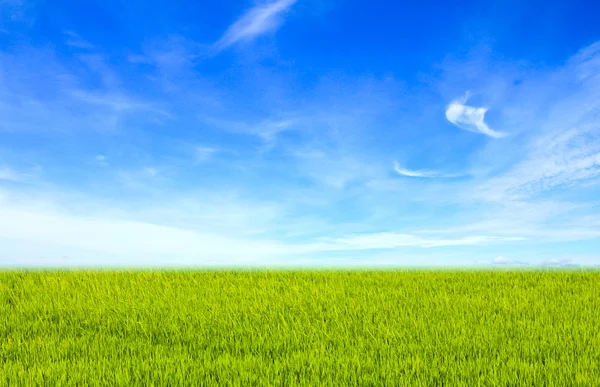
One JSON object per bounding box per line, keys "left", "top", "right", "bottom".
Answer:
{"left": 1, "top": 270, "right": 599, "bottom": 386}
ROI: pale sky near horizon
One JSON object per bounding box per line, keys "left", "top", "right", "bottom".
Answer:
{"left": 1, "top": 0, "right": 599, "bottom": 267}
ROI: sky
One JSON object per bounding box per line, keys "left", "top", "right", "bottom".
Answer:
{"left": 1, "top": 0, "right": 599, "bottom": 268}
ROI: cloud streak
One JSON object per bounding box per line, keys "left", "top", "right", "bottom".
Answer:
{"left": 213, "top": 0, "right": 296, "bottom": 51}
{"left": 308, "top": 233, "right": 525, "bottom": 252}
{"left": 393, "top": 162, "right": 462, "bottom": 178}
{"left": 491, "top": 256, "right": 529, "bottom": 266}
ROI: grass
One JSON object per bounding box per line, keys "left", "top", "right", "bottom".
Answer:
{"left": 1, "top": 270, "right": 599, "bottom": 386}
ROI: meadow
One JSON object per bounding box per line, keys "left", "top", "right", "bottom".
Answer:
{"left": 1, "top": 270, "right": 599, "bottom": 386}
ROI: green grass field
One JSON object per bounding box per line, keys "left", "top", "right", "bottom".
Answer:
{"left": 1, "top": 270, "right": 599, "bottom": 386}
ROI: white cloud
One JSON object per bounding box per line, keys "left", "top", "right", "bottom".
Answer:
{"left": 393, "top": 162, "right": 463, "bottom": 178}
{"left": 304, "top": 232, "right": 525, "bottom": 252}
{"left": 214, "top": 0, "right": 296, "bottom": 51}
{"left": 492, "top": 256, "right": 509, "bottom": 264}
{"left": 393, "top": 162, "right": 438, "bottom": 178}
{"left": 445, "top": 94, "right": 507, "bottom": 138}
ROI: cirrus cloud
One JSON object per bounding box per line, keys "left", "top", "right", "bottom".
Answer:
{"left": 213, "top": 0, "right": 297, "bottom": 51}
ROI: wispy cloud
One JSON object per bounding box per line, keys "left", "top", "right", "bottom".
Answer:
{"left": 288, "top": 147, "right": 384, "bottom": 189}
{"left": 432, "top": 42, "right": 600, "bottom": 248}
{"left": 95, "top": 155, "right": 109, "bottom": 166}
{"left": 445, "top": 93, "right": 507, "bottom": 138}
{"left": 540, "top": 258, "right": 579, "bottom": 268}
{"left": 195, "top": 146, "right": 218, "bottom": 163}
{"left": 306, "top": 233, "right": 525, "bottom": 252}
{"left": 203, "top": 116, "right": 297, "bottom": 149}
{"left": 0, "top": 193, "right": 525, "bottom": 266}
{"left": 474, "top": 127, "right": 600, "bottom": 202}
{"left": 0, "top": 46, "right": 164, "bottom": 135}
{"left": 62, "top": 30, "right": 94, "bottom": 50}
{"left": 0, "top": 166, "right": 23, "bottom": 182}
{"left": 491, "top": 256, "right": 529, "bottom": 265}
{"left": 213, "top": 0, "right": 297, "bottom": 51}
{"left": 70, "top": 90, "right": 153, "bottom": 112}
{"left": 393, "top": 163, "right": 437, "bottom": 178}
{"left": 393, "top": 162, "right": 463, "bottom": 178}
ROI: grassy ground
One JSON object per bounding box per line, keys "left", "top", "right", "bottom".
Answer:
{"left": 1, "top": 270, "right": 599, "bottom": 386}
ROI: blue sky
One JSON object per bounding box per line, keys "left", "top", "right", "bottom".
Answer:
{"left": 1, "top": 0, "right": 599, "bottom": 267}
